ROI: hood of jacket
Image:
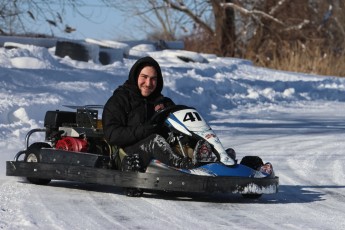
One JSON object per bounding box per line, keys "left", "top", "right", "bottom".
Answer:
{"left": 124, "top": 56, "right": 163, "bottom": 100}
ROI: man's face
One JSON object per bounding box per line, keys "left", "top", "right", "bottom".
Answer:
{"left": 137, "top": 66, "right": 158, "bottom": 97}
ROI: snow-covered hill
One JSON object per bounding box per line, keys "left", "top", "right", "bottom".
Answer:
{"left": 1, "top": 39, "right": 345, "bottom": 229}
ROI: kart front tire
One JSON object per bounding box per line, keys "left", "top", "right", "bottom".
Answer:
{"left": 24, "top": 142, "right": 52, "bottom": 185}
{"left": 241, "top": 194, "right": 262, "bottom": 199}
{"left": 225, "top": 148, "right": 236, "bottom": 161}
{"left": 240, "top": 156, "right": 264, "bottom": 199}
{"left": 240, "top": 156, "right": 264, "bottom": 171}
{"left": 124, "top": 188, "right": 143, "bottom": 197}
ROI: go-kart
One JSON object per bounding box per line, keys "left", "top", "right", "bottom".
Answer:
{"left": 6, "top": 105, "right": 279, "bottom": 198}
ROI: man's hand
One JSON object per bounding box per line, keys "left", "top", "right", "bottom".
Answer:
{"left": 154, "top": 103, "right": 164, "bottom": 111}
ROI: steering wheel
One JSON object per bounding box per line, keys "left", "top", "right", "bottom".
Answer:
{"left": 150, "top": 105, "right": 191, "bottom": 125}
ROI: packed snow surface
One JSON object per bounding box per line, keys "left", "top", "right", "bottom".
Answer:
{"left": 1, "top": 39, "right": 345, "bottom": 229}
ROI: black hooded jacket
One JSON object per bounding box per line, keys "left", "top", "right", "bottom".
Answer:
{"left": 102, "top": 56, "right": 174, "bottom": 147}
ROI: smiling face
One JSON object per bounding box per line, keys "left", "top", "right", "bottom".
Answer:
{"left": 137, "top": 66, "right": 158, "bottom": 97}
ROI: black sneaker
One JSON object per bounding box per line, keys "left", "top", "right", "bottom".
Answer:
{"left": 179, "top": 157, "right": 194, "bottom": 169}
{"left": 121, "top": 154, "right": 141, "bottom": 172}
{"left": 170, "top": 157, "right": 194, "bottom": 169}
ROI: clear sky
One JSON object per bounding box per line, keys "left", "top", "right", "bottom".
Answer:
{"left": 41, "top": 1, "right": 148, "bottom": 41}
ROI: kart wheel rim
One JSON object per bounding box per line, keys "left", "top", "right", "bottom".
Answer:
{"left": 26, "top": 153, "right": 38, "bottom": 162}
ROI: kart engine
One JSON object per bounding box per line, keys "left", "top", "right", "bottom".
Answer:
{"left": 44, "top": 109, "right": 112, "bottom": 155}
{"left": 55, "top": 137, "right": 88, "bottom": 152}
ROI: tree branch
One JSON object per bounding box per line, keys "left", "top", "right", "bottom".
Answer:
{"left": 222, "top": 2, "right": 285, "bottom": 26}
{"left": 283, "top": 19, "right": 310, "bottom": 32}
{"left": 269, "top": 0, "right": 288, "bottom": 15}
{"left": 163, "top": 0, "right": 214, "bottom": 35}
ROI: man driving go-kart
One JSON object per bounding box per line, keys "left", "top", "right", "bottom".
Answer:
{"left": 102, "top": 56, "right": 236, "bottom": 172}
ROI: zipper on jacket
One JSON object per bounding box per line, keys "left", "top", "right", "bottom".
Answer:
{"left": 144, "top": 98, "right": 148, "bottom": 122}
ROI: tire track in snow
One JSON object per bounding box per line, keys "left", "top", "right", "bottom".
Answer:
{"left": 139, "top": 193, "right": 280, "bottom": 230}
{"left": 0, "top": 178, "right": 29, "bottom": 229}
{"left": 84, "top": 189, "right": 139, "bottom": 229}
{"left": 37, "top": 183, "right": 132, "bottom": 229}
{"left": 222, "top": 130, "right": 345, "bottom": 229}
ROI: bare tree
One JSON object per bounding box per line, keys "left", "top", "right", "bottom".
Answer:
{"left": 101, "top": 0, "right": 295, "bottom": 56}
{"left": 102, "top": 0, "right": 235, "bottom": 55}
{"left": 3, "top": 0, "right": 343, "bottom": 63}
{"left": 102, "top": 0, "right": 199, "bottom": 41}
{"left": 165, "top": 0, "right": 236, "bottom": 56}
{"left": 107, "top": 0, "right": 344, "bottom": 60}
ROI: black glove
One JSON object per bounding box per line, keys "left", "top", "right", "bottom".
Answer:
{"left": 154, "top": 97, "right": 175, "bottom": 110}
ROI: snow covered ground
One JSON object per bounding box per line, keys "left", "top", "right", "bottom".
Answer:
{"left": 0, "top": 40, "right": 345, "bottom": 229}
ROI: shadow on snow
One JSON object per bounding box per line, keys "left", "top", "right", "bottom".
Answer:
{"left": 16, "top": 179, "right": 344, "bottom": 204}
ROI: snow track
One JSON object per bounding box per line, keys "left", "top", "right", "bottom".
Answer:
{"left": 1, "top": 42, "right": 345, "bottom": 229}
{"left": 2, "top": 126, "right": 345, "bottom": 229}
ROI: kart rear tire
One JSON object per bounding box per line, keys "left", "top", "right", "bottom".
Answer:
{"left": 24, "top": 142, "right": 52, "bottom": 185}
{"left": 240, "top": 156, "right": 264, "bottom": 199}
{"left": 55, "top": 41, "right": 89, "bottom": 62}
